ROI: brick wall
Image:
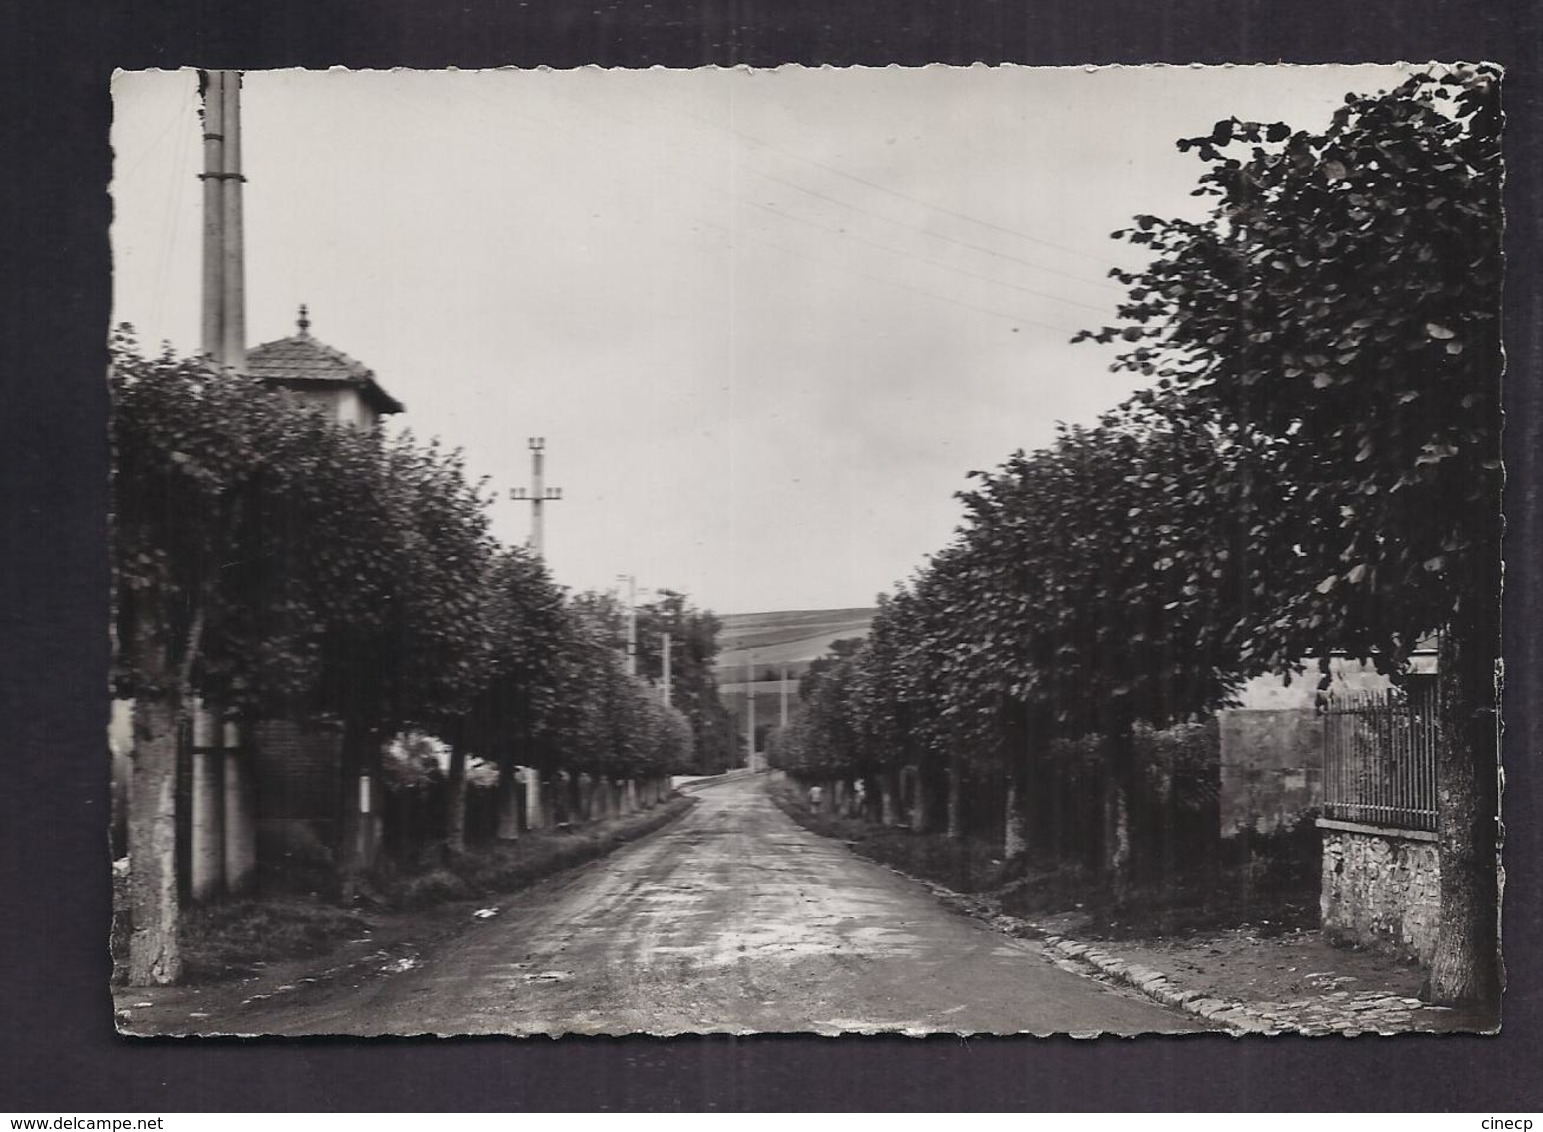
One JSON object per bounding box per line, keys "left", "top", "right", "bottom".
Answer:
{"left": 253, "top": 719, "right": 344, "bottom": 887}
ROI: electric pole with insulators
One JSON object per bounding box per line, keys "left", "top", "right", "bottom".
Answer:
{"left": 616, "top": 574, "right": 638, "bottom": 677}
{"left": 661, "top": 632, "right": 672, "bottom": 706}
{"left": 745, "top": 653, "right": 757, "bottom": 770}
{"left": 510, "top": 437, "right": 561, "bottom": 558}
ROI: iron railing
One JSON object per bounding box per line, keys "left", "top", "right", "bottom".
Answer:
{"left": 1322, "top": 681, "right": 1439, "bottom": 832}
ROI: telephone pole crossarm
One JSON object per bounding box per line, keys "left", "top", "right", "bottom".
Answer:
{"left": 510, "top": 437, "right": 561, "bottom": 558}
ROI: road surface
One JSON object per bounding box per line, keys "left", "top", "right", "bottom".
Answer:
{"left": 195, "top": 776, "right": 1209, "bottom": 1035}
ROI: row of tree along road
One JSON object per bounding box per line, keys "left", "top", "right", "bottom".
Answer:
{"left": 767, "top": 68, "right": 1502, "bottom": 1009}
{"left": 111, "top": 329, "right": 738, "bottom": 985}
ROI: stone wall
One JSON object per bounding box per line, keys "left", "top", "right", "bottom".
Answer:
{"left": 1320, "top": 818, "right": 1440, "bottom": 964}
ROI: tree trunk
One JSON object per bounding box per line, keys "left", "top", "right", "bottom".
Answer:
{"left": 1001, "top": 701, "right": 1034, "bottom": 860}
{"left": 445, "top": 740, "right": 467, "bottom": 855}
{"left": 1004, "top": 778, "right": 1027, "bottom": 860}
{"left": 879, "top": 770, "right": 899, "bottom": 826}
{"left": 337, "top": 712, "right": 379, "bottom": 895}
{"left": 1100, "top": 715, "right": 1137, "bottom": 905}
{"left": 127, "top": 693, "right": 182, "bottom": 985}
{"left": 946, "top": 761, "right": 963, "bottom": 841}
{"left": 1424, "top": 619, "right": 1502, "bottom": 1011}
{"left": 496, "top": 745, "right": 520, "bottom": 841}
{"left": 1103, "top": 776, "right": 1132, "bottom": 905}
{"left": 524, "top": 767, "right": 545, "bottom": 830}
{"left": 911, "top": 765, "right": 932, "bottom": 833}
{"left": 125, "top": 572, "right": 188, "bottom": 987}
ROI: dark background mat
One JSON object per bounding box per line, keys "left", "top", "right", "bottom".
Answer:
{"left": 2, "top": 0, "right": 1539, "bottom": 1111}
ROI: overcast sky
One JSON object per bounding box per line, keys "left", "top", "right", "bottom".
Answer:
{"left": 111, "top": 63, "right": 1410, "bottom": 615}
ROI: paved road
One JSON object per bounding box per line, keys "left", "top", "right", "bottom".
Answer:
{"left": 206, "top": 776, "right": 1209, "bottom": 1035}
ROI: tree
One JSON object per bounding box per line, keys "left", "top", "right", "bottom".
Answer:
{"left": 799, "top": 636, "right": 867, "bottom": 701}
{"left": 113, "top": 335, "right": 254, "bottom": 984}
{"left": 946, "top": 403, "right": 1255, "bottom": 873}
{"left": 1079, "top": 66, "right": 1503, "bottom": 1007}
{"left": 631, "top": 590, "right": 737, "bottom": 773}
{"left": 264, "top": 429, "right": 497, "bottom": 865}
{"left": 464, "top": 548, "right": 568, "bottom": 840}
{"left": 111, "top": 332, "right": 397, "bottom": 980}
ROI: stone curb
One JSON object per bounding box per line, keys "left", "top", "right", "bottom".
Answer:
{"left": 895, "top": 865, "right": 1265, "bottom": 1033}
{"left": 769, "top": 804, "right": 1258, "bottom": 1033}
{"left": 761, "top": 808, "right": 1232, "bottom": 1030}
{"left": 1038, "top": 934, "right": 1273, "bottom": 1034}
{"left": 765, "top": 789, "right": 1450, "bottom": 1037}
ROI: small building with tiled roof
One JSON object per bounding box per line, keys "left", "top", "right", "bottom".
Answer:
{"left": 246, "top": 305, "right": 405, "bottom": 429}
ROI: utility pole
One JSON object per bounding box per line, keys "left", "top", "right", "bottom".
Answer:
{"left": 616, "top": 575, "right": 638, "bottom": 676}
{"left": 745, "top": 653, "right": 757, "bottom": 770}
{"left": 220, "top": 71, "right": 245, "bottom": 372}
{"left": 510, "top": 438, "right": 562, "bottom": 558}
{"left": 198, "top": 69, "right": 246, "bottom": 372}
{"left": 661, "top": 632, "right": 672, "bottom": 706}
{"left": 199, "top": 71, "right": 223, "bottom": 360}
{"left": 780, "top": 664, "right": 790, "bottom": 727}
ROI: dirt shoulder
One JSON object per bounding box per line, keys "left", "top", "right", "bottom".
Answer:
{"left": 114, "top": 794, "right": 698, "bottom": 1034}
{"left": 765, "top": 777, "right": 1492, "bottom": 1035}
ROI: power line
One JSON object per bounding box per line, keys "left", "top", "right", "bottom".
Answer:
{"left": 693, "top": 213, "right": 1085, "bottom": 336}
{"left": 632, "top": 86, "right": 1126, "bottom": 270}
{"left": 544, "top": 85, "right": 1125, "bottom": 298}
{"left": 749, "top": 164, "right": 1124, "bottom": 294}
{"left": 735, "top": 193, "right": 1113, "bottom": 316}
{"left": 391, "top": 79, "right": 1096, "bottom": 335}
{"left": 148, "top": 81, "right": 197, "bottom": 341}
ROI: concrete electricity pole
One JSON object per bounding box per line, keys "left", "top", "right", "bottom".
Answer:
{"left": 745, "top": 653, "right": 757, "bottom": 770}
{"left": 617, "top": 574, "right": 638, "bottom": 676}
{"left": 780, "top": 664, "right": 790, "bottom": 727}
{"left": 510, "top": 438, "right": 561, "bottom": 558}
{"left": 198, "top": 69, "right": 246, "bottom": 373}
{"left": 661, "top": 632, "right": 672, "bottom": 706}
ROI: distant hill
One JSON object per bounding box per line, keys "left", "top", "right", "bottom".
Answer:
{"left": 714, "top": 607, "right": 875, "bottom": 691}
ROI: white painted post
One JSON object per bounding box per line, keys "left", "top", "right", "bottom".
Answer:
{"left": 189, "top": 700, "right": 224, "bottom": 901}
{"left": 523, "top": 768, "right": 544, "bottom": 830}
{"left": 222, "top": 746, "right": 257, "bottom": 894}
{"left": 1004, "top": 780, "right": 1027, "bottom": 859}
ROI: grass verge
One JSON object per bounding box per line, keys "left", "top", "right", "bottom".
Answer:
{"left": 180, "top": 899, "right": 371, "bottom": 984}
{"left": 382, "top": 794, "right": 698, "bottom": 908}
{"left": 162, "top": 794, "right": 698, "bottom": 983}
{"left": 765, "top": 778, "right": 1318, "bottom": 940}
{"left": 766, "top": 778, "right": 1014, "bottom": 894}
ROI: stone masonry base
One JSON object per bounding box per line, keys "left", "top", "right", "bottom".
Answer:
{"left": 1319, "top": 818, "right": 1440, "bottom": 964}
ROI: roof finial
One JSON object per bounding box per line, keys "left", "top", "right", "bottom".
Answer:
{"left": 297, "top": 304, "right": 311, "bottom": 335}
